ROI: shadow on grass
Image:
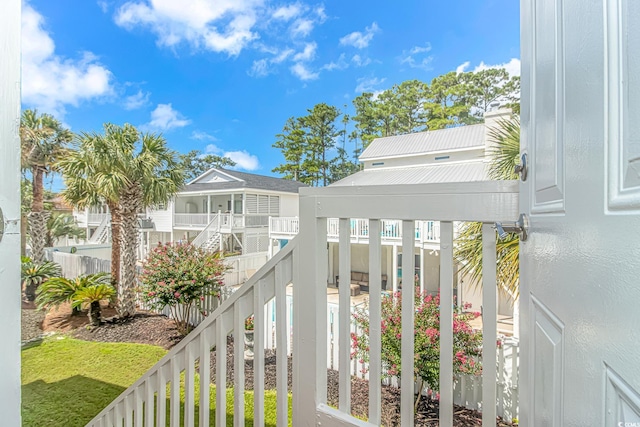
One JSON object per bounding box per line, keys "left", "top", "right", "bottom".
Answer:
{"left": 22, "top": 375, "right": 126, "bottom": 427}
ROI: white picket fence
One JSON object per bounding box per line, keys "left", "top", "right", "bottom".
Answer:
{"left": 43, "top": 250, "right": 112, "bottom": 278}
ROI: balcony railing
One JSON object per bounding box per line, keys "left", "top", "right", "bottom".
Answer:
{"left": 270, "top": 216, "right": 441, "bottom": 244}
{"left": 87, "top": 212, "right": 109, "bottom": 224}
{"left": 173, "top": 213, "right": 209, "bottom": 227}
{"left": 87, "top": 180, "right": 518, "bottom": 427}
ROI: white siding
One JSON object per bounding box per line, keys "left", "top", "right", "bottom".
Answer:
{"left": 280, "top": 194, "right": 299, "bottom": 217}
{"left": 148, "top": 204, "right": 172, "bottom": 232}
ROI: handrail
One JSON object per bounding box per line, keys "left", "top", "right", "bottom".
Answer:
{"left": 191, "top": 213, "right": 220, "bottom": 248}
{"left": 88, "top": 215, "right": 110, "bottom": 244}
{"left": 86, "top": 236, "right": 298, "bottom": 426}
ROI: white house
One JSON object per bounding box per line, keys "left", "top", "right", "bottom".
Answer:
{"left": 270, "top": 109, "right": 515, "bottom": 322}
{"left": 75, "top": 168, "right": 306, "bottom": 259}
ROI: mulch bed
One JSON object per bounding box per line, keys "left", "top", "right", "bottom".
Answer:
{"left": 24, "top": 305, "right": 515, "bottom": 426}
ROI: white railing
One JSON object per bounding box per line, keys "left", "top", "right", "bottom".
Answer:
{"left": 270, "top": 216, "right": 300, "bottom": 237}
{"left": 90, "top": 180, "right": 519, "bottom": 427}
{"left": 87, "top": 212, "right": 109, "bottom": 224}
{"left": 173, "top": 213, "right": 209, "bottom": 227}
{"left": 294, "top": 181, "right": 518, "bottom": 426}
{"left": 191, "top": 213, "right": 221, "bottom": 248}
{"left": 271, "top": 216, "right": 441, "bottom": 244}
{"left": 87, "top": 237, "right": 297, "bottom": 427}
{"left": 88, "top": 216, "right": 110, "bottom": 244}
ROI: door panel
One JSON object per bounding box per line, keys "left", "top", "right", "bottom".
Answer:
{"left": 521, "top": 0, "right": 640, "bottom": 426}
{"left": 531, "top": 0, "right": 565, "bottom": 214}
{"left": 607, "top": 0, "right": 640, "bottom": 210}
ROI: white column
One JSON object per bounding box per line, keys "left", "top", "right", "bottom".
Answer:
{"left": 392, "top": 244, "right": 398, "bottom": 293}
{"left": 0, "top": 1, "right": 22, "bottom": 424}
{"left": 513, "top": 296, "right": 520, "bottom": 339}
{"left": 207, "top": 195, "right": 211, "bottom": 223}
{"left": 328, "top": 243, "right": 334, "bottom": 285}
{"left": 419, "top": 248, "right": 425, "bottom": 292}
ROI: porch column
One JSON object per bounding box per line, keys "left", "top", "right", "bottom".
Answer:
{"left": 392, "top": 244, "right": 398, "bottom": 293}
{"left": 419, "top": 248, "right": 425, "bottom": 293}
{"left": 328, "top": 243, "right": 334, "bottom": 286}
{"left": 207, "top": 195, "right": 211, "bottom": 223}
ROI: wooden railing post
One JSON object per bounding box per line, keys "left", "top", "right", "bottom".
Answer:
{"left": 293, "top": 194, "right": 327, "bottom": 426}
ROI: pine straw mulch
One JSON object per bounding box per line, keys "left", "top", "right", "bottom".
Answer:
{"left": 27, "top": 305, "right": 515, "bottom": 426}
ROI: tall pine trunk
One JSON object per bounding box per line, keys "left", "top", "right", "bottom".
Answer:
{"left": 116, "top": 186, "right": 141, "bottom": 318}
{"left": 28, "top": 166, "right": 48, "bottom": 262}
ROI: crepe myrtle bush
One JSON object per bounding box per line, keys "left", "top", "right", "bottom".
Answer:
{"left": 138, "top": 242, "right": 228, "bottom": 335}
{"left": 351, "top": 286, "right": 482, "bottom": 408}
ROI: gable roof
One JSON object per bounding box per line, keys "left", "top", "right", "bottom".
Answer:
{"left": 182, "top": 168, "right": 307, "bottom": 194}
{"left": 360, "top": 123, "right": 485, "bottom": 161}
{"left": 331, "top": 161, "right": 488, "bottom": 187}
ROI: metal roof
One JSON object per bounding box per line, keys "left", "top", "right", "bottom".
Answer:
{"left": 330, "top": 161, "right": 488, "bottom": 187}
{"left": 360, "top": 124, "right": 485, "bottom": 160}
{"left": 182, "top": 168, "right": 308, "bottom": 194}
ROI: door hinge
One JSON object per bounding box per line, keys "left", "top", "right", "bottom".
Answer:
{"left": 494, "top": 213, "right": 528, "bottom": 241}
{"left": 514, "top": 153, "right": 528, "bottom": 181}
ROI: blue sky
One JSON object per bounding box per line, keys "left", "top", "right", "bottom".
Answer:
{"left": 22, "top": 0, "right": 519, "bottom": 186}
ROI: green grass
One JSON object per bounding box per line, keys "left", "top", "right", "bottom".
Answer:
{"left": 22, "top": 336, "right": 292, "bottom": 427}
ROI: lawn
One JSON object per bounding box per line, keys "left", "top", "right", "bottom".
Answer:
{"left": 22, "top": 336, "right": 291, "bottom": 427}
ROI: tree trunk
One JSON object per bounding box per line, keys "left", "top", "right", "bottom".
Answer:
{"left": 108, "top": 203, "right": 122, "bottom": 290}
{"left": 88, "top": 301, "right": 101, "bottom": 326}
{"left": 28, "top": 167, "right": 49, "bottom": 262}
{"left": 28, "top": 211, "right": 49, "bottom": 263}
{"left": 116, "top": 187, "right": 141, "bottom": 318}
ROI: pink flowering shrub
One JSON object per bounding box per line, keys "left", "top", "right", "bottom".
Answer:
{"left": 139, "top": 243, "right": 227, "bottom": 335}
{"left": 351, "top": 287, "right": 482, "bottom": 393}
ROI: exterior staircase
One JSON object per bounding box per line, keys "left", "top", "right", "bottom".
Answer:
{"left": 88, "top": 215, "right": 110, "bottom": 244}
{"left": 191, "top": 213, "right": 223, "bottom": 251}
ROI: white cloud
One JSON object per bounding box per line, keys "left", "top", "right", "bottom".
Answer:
{"left": 290, "top": 18, "right": 314, "bottom": 37}
{"left": 400, "top": 43, "right": 433, "bottom": 70}
{"left": 456, "top": 61, "right": 471, "bottom": 74}
{"left": 272, "top": 48, "right": 294, "bottom": 63}
{"left": 355, "top": 76, "right": 386, "bottom": 93}
{"left": 97, "top": 1, "right": 109, "bottom": 13}
{"left": 114, "top": 0, "right": 260, "bottom": 56}
{"left": 322, "top": 53, "right": 348, "bottom": 71}
{"left": 205, "top": 143, "right": 222, "bottom": 153}
{"left": 192, "top": 131, "right": 219, "bottom": 142}
{"left": 351, "top": 54, "right": 371, "bottom": 67}
{"left": 472, "top": 58, "right": 521, "bottom": 77}
{"left": 314, "top": 5, "right": 327, "bottom": 22}
{"left": 272, "top": 3, "right": 302, "bottom": 21}
{"left": 293, "top": 42, "right": 317, "bottom": 62}
{"left": 339, "top": 22, "right": 379, "bottom": 49}
{"left": 21, "top": 3, "right": 114, "bottom": 119}
{"left": 144, "top": 103, "right": 191, "bottom": 131}
{"left": 291, "top": 63, "right": 319, "bottom": 81}
{"left": 123, "top": 90, "right": 150, "bottom": 110}
{"left": 224, "top": 150, "right": 260, "bottom": 171}
{"left": 248, "top": 58, "right": 270, "bottom": 77}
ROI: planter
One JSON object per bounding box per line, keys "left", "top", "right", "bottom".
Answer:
{"left": 244, "top": 330, "right": 254, "bottom": 361}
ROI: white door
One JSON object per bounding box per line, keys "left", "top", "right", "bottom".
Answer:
{"left": 520, "top": 0, "right": 640, "bottom": 426}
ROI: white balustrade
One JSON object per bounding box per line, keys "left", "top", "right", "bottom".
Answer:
{"left": 173, "top": 213, "right": 209, "bottom": 227}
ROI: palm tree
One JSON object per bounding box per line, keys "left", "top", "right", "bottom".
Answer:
{"left": 59, "top": 123, "right": 184, "bottom": 318}
{"left": 36, "top": 272, "right": 111, "bottom": 317}
{"left": 20, "top": 109, "right": 72, "bottom": 262}
{"left": 72, "top": 283, "right": 116, "bottom": 326}
{"left": 455, "top": 115, "right": 521, "bottom": 297}
{"left": 46, "top": 213, "right": 85, "bottom": 247}
{"left": 21, "top": 256, "right": 62, "bottom": 302}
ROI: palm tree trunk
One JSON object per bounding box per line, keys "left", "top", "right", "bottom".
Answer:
{"left": 89, "top": 301, "right": 101, "bottom": 326}
{"left": 108, "top": 203, "right": 122, "bottom": 290}
{"left": 116, "top": 188, "right": 141, "bottom": 318}
{"left": 28, "top": 167, "right": 49, "bottom": 262}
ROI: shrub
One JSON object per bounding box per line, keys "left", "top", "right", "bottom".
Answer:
{"left": 351, "top": 287, "right": 482, "bottom": 399}
{"left": 36, "top": 272, "right": 112, "bottom": 316}
{"left": 21, "top": 257, "right": 61, "bottom": 302}
{"left": 72, "top": 284, "right": 116, "bottom": 326}
{"left": 138, "top": 243, "right": 227, "bottom": 335}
